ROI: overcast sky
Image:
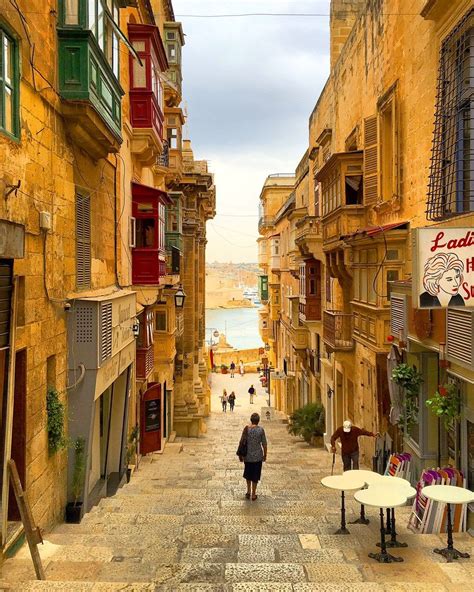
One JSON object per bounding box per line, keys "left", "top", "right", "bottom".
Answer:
{"left": 173, "top": 0, "right": 331, "bottom": 263}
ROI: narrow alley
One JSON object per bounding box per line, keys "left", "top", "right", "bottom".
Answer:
{"left": 2, "top": 374, "right": 472, "bottom": 591}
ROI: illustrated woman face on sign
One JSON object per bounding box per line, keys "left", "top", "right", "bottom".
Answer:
{"left": 421, "top": 252, "right": 465, "bottom": 306}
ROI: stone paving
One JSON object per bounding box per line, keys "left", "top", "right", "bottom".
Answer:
{"left": 1, "top": 373, "right": 473, "bottom": 591}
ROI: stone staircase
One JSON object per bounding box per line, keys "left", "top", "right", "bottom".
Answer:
{"left": 0, "top": 389, "right": 472, "bottom": 590}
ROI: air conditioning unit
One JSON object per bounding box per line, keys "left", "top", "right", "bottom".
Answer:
{"left": 68, "top": 300, "right": 113, "bottom": 370}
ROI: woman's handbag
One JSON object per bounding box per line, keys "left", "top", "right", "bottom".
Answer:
{"left": 236, "top": 426, "right": 248, "bottom": 461}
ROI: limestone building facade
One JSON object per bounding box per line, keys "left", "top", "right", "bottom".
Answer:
{"left": 258, "top": 0, "right": 474, "bottom": 500}
{"left": 0, "top": 0, "right": 214, "bottom": 555}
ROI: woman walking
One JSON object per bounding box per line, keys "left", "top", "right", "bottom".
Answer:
{"left": 228, "top": 391, "right": 236, "bottom": 412}
{"left": 237, "top": 413, "right": 267, "bottom": 500}
{"left": 221, "top": 389, "right": 228, "bottom": 413}
{"left": 239, "top": 360, "right": 245, "bottom": 376}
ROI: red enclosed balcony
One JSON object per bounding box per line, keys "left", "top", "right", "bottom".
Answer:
{"left": 132, "top": 182, "right": 171, "bottom": 285}
{"left": 128, "top": 24, "right": 168, "bottom": 165}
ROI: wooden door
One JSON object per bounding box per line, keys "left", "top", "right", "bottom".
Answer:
{"left": 140, "top": 383, "right": 162, "bottom": 454}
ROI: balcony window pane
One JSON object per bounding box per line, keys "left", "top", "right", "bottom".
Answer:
{"left": 88, "top": 0, "right": 96, "bottom": 31}
{"left": 136, "top": 218, "right": 156, "bottom": 248}
{"left": 4, "top": 86, "right": 12, "bottom": 134}
{"left": 133, "top": 56, "right": 146, "bottom": 88}
{"left": 65, "top": 0, "right": 79, "bottom": 25}
{"left": 3, "top": 36, "right": 11, "bottom": 84}
{"left": 112, "top": 33, "right": 119, "bottom": 77}
{"left": 98, "top": 1, "right": 105, "bottom": 50}
{"left": 138, "top": 202, "right": 153, "bottom": 214}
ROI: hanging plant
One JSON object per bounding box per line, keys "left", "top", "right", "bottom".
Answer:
{"left": 426, "top": 383, "right": 461, "bottom": 427}
{"left": 391, "top": 363, "right": 423, "bottom": 432}
{"left": 46, "top": 386, "right": 67, "bottom": 454}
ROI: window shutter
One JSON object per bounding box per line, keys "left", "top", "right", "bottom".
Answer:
{"left": 76, "top": 194, "right": 91, "bottom": 289}
{"left": 390, "top": 293, "right": 407, "bottom": 340}
{"left": 364, "top": 116, "right": 378, "bottom": 205}
{"left": 99, "top": 302, "right": 113, "bottom": 364}
{"left": 447, "top": 309, "right": 474, "bottom": 368}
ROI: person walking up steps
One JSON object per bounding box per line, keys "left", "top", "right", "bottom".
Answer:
{"left": 221, "top": 389, "right": 228, "bottom": 413}
{"left": 228, "top": 391, "right": 236, "bottom": 412}
{"left": 237, "top": 413, "right": 267, "bottom": 501}
{"left": 230, "top": 361, "right": 236, "bottom": 378}
{"left": 330, "top": 420, "right": 379, "bottom": 471}
{"left": 248, "top": 384, "right": 255, "bottom": 404}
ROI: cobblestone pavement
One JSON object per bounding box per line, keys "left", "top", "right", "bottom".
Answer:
{"left": 1, "top": 373, "right": 473, "bottom": 590}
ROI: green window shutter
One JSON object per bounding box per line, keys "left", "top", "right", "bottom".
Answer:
{"left": 76, "top": 194, "right": 91, "bottom": 289}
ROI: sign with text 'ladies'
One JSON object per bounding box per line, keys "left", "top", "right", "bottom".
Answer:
{"left": 413, "top": 228, "right": 474, "bottom": 308}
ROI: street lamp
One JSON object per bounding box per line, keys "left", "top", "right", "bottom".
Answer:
{"left": 174, "top": 286, "right": 186, "bottom": 308}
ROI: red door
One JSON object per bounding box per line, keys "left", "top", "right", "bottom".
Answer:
{"left": 141, "top": 383, "right": 162, "bottom": 454}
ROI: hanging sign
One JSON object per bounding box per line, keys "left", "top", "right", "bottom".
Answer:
{"left": 413, "top": 228, "right": 474, "bottom": 309}
{"left": 145, "top": 399, "right": 161, "bottom": 432}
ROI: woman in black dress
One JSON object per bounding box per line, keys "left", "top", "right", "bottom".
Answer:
{"left": 239, "top": 413, "right": 267, "bottom": 500}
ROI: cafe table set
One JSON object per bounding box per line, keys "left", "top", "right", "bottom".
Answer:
{"left": 321, "top": 469, "right": 473, "bottom": 564}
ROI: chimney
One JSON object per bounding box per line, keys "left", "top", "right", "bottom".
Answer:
{"left": 330, "top": 0, "right": 365, "bottom": 69}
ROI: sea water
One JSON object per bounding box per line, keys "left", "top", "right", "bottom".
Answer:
{"left": 205, "top": 307, "right": 263, "bottom": 350}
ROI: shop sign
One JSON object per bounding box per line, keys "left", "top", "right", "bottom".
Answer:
{"left": 413, "top": 228, "right": 474, "bottom": 309}
{"left": 145, "top": 399, "right": 160, "bottom": 432}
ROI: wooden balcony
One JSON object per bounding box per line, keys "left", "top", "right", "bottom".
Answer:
{"left": 323, "top": 310, "right": 354, "bottom": 351}
{"left": 322, "top": 205, "right": 367, "bottom": 249}
{"left": 295, "top": 216, "right": 322, "bottom": 256}
{"left": 136, "top": 345, "right": 154, "bottom": 381}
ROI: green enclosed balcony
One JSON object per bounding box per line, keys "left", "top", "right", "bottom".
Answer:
{"left": 58, "top": 0, "right": 125, "bottom": 158}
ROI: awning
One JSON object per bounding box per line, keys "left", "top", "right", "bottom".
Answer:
{"left": 341, "top": 221, "right": 408, "bottom": 241}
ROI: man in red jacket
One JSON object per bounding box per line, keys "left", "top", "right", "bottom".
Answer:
{"left": 330, "top": 420, "right": 378, "bottom": 471}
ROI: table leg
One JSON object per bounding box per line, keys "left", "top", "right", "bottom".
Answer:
{"left": 384, "top": 508, "right": 392, "bottom": 534}
{"left": 433, "top": 503, "right": 470, "bottom": 562}
{"left": 378, "top": 508, "right": 407, "bottom": 548}
{"left": 335, "top": 490, "right": 350, "bottom": 535}
{"left": 369, "top": 508, "right": 403, "bottom": 563}
{"left": 350, "top": 503, "right": 370, "bottom": 525}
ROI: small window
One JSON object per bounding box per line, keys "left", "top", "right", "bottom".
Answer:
{"left": 0, "top": 29, "right": 19, "bottom": 138}
{"left": 136, "top": 218, "right": 156, "bottom": 248}
{"left": 167, "top": 43, "right": 177, "bottom": 62}
{"left": 345, "top": 175, "right": 363, "bottom": 205}
{"left": 155, "top": 311, "right": 167, "bottom": 332}
{"left": 167, "top": 127, "right": 178, "bottom": 150}
{"left": 166, "top": 31, "right": 176, "bottom": 40}
{"left": 386, "top": 249, "right": 399, "bottom": 261}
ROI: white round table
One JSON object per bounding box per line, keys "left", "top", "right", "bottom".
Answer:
{"left": 368, "top": 481, "right": 416, "bottom": 548}
{"left": 354, "top": 488, "right": 408, "bottom": 563}
{"left": 422, "top": 485, "right": 474, "bottom": 562}
{"left": 344, "top": 469, "right": 384, "bottom": 524}
{"left": 321, "top": 474, "right": 366, "bottom": 535}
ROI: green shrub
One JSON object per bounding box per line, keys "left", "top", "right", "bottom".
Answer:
{"left": 288, "top": 402, "right": 325, "bottom": 444}
{"left": 46, "top": 387, "right": 67, "bottom": 454}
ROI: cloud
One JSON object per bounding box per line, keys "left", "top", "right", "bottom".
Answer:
{"left": 174, "top": 0, "right": 330, "bottom": 261}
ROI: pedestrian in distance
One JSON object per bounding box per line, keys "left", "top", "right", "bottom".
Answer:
{"left": 239, "top": 360, "right": 245, "bottom": 376}
{"left": 230, "top": 361, "right": 236, "bottom": 378}
{"left": 236, "top": 412, "right": 267, "bottom": 501}
{"left": 248, "top": 384, "right": 255, "bottom": 404}
{"left": 221, "top": 389, "right": 228, "bottom": 413}
{"left": 228, "top": 391, "right": 236, "bottom": 412}
{"left": 330, "top": 420, "right": 379, "bottom": 471}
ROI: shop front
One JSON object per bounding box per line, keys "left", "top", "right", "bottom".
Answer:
{"left": 67, "top": 290, "right": 136, "bottom": 516}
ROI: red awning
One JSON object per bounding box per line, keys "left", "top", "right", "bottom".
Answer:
{"left": 341, "top": 221, "right": 408, "bottom": 241}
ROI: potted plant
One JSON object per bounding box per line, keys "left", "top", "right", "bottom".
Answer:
{"left": 426, "top": 383, "right": 461, "bottom": 427}
{"left": 220, "top": 364, "right": 228, "bottom": 374}
{"left": 391, "top": 363, "right": 423, "bottom": 432}
{"left": 287, "top": 402, "right": 325, "bottom": 446}
{"left": 126, "top": 425, "right": 139, "bottom": 482}
{"left": 65, "top": 437, "right": 86, "bottom": 523}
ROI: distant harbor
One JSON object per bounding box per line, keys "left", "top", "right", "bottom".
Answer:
{"left": 206, "top": 306, "right": 263, "bottom": 350}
